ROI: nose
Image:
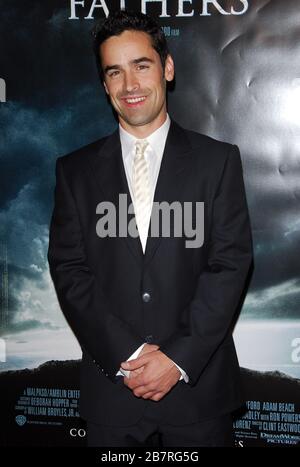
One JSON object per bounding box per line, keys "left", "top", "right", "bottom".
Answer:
{"left": 123, "top": 70, "right": 139, "bottom": 94}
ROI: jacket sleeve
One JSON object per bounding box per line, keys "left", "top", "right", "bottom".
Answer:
{"left": 159, "top": 145, "right": 253, "bottom": 387}
{"left": 47, "top": 158, "right": 144, "bottom": 383}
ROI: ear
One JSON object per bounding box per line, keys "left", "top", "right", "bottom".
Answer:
{"left": 164, "top": 55, "right": 175, "bottom": 82}
{"left": 103, "top": 80, "right": 109, "bottom": 95}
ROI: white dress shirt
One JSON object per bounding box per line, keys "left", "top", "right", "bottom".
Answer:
{"left": 116, "top": 114, "right": 189, "bottom": 383}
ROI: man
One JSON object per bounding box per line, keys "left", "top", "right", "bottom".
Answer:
{"left": 48, "top": 10, "right": 253, "bottom": 447}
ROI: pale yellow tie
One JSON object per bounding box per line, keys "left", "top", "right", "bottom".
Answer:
{"left": 133, "top": 139, "right": 151, "bottom": 250}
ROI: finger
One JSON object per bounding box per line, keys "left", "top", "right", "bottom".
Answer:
{"left": 129, "top": 367, "right": 144, "bottom": 378}
{"left": 141, "top": 344, "right": 159, "bottom": 355}
{"left": 121, "top": 355, "right": 148, "bottom": 371}
{"left": 123, "top": 376, "right": 130, "bottom": 387}
{"left": 141, "top": 391, "right": 157, "bottom": 400}
{"left": 133, "top": 382, "right": 158, "bottom": 397}
{"left": 124, "top": 374, "right": 144, "bottom": 389}
{"left": 150, "top": 392, "right": 164, "bottom": 402}
{"left": 133, "top": 385, "right": 154, "bottom": 398}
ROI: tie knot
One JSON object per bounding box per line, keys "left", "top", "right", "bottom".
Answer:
{"left": 135, "top": 139, "right": 149, "bottom": 157}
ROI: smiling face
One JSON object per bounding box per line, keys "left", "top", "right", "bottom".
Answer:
{"left": 100, "top": 30, "right": 174, "bottom": 137}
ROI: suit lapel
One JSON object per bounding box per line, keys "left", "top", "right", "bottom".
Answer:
{"left": 88, "top": 120, "right": 193, "bottom": 267}
{"left": 88, "top": 129, "right": 144, "bottom": 265}
{"left": 144, "top": 120, "right": 193, "bottom": 266}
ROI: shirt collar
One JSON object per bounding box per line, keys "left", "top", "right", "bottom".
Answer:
{"left": 119, "top": 114, "right": 171, "bottom": 160}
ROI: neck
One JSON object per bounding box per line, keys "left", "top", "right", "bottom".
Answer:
{"left": 119, "top": 112, "right": 168, "bottom": 139}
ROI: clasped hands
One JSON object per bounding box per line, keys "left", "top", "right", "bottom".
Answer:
{"left": 120, "top": 344, "right": 181, "bottom": 402}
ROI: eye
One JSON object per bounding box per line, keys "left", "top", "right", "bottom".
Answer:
{"left": 108, "top": 70, "right": 120, "bottom": 78}
{"left": 136, "top": 64, "right": 149, "bottom": 71}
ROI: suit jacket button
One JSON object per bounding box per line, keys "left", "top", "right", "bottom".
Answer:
{"left": 142, "top": 292, "right": 151, "bottom": 303}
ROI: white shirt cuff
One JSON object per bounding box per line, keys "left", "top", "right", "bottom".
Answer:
{"left": 172, "top": 361, "right": 189, "bottom": 383}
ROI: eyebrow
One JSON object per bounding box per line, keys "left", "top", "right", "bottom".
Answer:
{"left": 104, "top": 57, "right": 155, "bottom": 74}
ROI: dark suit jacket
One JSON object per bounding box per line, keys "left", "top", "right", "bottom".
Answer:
{"left": 47, "top": 119, "right": 253, "bottom": 426}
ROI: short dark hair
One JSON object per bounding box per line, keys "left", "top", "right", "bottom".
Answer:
{"left": 92, "top": 10, "right": 169, "bottom": 80}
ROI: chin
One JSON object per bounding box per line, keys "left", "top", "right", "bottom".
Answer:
{"left": 124, "top": 116, "right": 150, "bottom": 127}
